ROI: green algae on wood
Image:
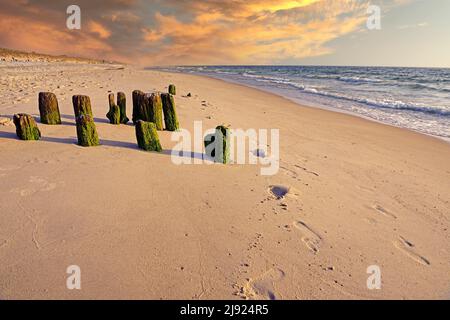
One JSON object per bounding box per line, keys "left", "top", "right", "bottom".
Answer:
{"left": 75, "top": 114, "right": 100, "bottom": 147}
{"left": 106, "top": 93, "right": 121, "bottom": 125}
{"left": 13, "top": 113, "right": 41, "bottom": 140}
{"left": 204, "top": 125, "right": 231, "bottom": 164}
{"left": 168, "top": 84, "right": 176, "bottom": 95}
{"left": 161, "top": 93, "right": 179, "bottom": 131}
{"left": 72, "top": 95, "right": 93, "bottom": 118}
{"left": 148, "top": 93, "right": 164, "bottom": 130}
{"left": 132, "top": 91, "right": 163, "bottom": 129}
{"left": 72, "top": 95, "right": 99, "bottom": 146}
{"left": 135, "top": 120, "right": 162, "bottom": 152}
{"left": 117, "top": 92, "right": 129, "bottom": 124}
{"left": 38, "top": 92, "right": 61, "bottom": 125}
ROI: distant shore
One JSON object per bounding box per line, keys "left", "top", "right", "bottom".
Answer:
{"left": 0, "top": 47, "right": 120, "bottom": 64}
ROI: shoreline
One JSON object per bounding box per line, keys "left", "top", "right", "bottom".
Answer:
{"left": 154, "top": 68, "right": 450, "bottom": 144}
{"left": 155, "top": 68, "right": 450, "bottom": 145}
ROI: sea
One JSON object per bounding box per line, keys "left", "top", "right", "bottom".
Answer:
{"left": 158, "top": 65, "right": 450, "bottom": 141}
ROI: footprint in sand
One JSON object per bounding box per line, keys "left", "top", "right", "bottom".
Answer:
{"left": 293, "top": 220, "right": 322, "bottom": 254}
{"left": 371, "top": 204, "right": 397, "bottom": 219}
{"left": 243, "top": 268, "right": 285, "bottom": 300}
{"left": 11, "top": 176, "right": 58, "bottom": 197}
{"left": 394, "top": 236, "right": 430, "bottom": 266}
{"left": 252, "top": 148, "right": 267, "bottom": 158}
{"left": 268, "top": 185, "right": 300, "bottom": 200}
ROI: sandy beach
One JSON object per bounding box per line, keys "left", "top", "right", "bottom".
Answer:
{"left": 1, "top": 61, "right": 449, "bottom": 300}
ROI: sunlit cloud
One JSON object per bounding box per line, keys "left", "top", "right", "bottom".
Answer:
{"left": 0, "top": 0, "right": 412, "bottom": 65}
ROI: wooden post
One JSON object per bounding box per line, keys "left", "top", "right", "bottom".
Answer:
{"left": 161, "top": 93, "right": 180, "bottom": 131}
{"left": 204, "top": 125, "right": 230, "bottom": 164}
{"left": 13, "top": 114, "right": 41, "bottom": 140}
{"left": 72, "top": 95, "right": 99, "bottom": 147}
{"left": 117, "top": 92, "right": 129, "bottom": 124}
{"left": 72, "top": 95, "right": 93, "bottom": 118}
{"left": 38, "top": 92, "right": 61, "bottom": 125}
{"left": 132, "top": 91, "right": 163, "bottom": 128}
{"left": 168, "top": 84, "right": 176, "bottom": 95}
{"left": 106, "top": 93, "right": 121, "bottom": 125}
{"left": 149, "top": 93, "right": 164, "bottom": 130}
{"left": 135, "top": 120, "right": 162, "bottom": 152}
{"left": 132, "top": 90, "right": 145, "bottom": 124}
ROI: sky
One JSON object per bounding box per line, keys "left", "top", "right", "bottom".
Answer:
{"left": 0, "top": 0, "right": 448, "bottom": 67}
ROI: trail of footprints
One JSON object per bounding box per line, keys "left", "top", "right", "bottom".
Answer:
{"left": 269, "top": 180, "right": 429, "bottom": 270}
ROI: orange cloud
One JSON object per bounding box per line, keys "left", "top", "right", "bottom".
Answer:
{"left": 0, "top": 0, "right": 408, "bottom": 65}
{"left": 140, "top": 0, "right": 370, "bottom": 65}
{"left": 88, "top": 21, "right": 112, "bottom": 39}
{"left": 0, "top": 13, "right": 116, "bottom": 61}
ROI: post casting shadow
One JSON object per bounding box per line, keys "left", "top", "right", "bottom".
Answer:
{"left": 1, "top": 130, "right": 135, "bottom": 149}
{"left": 161, "top": 149, "right": 206, "bottom": 161}
{"left": 61, "top": 114, "right": 110, "bottom": 124}
{"left": 1, "top": 130, "right": 207, "bottom": 160}
{"left": 0, "top": 131, "right": 17, "bottom": 140}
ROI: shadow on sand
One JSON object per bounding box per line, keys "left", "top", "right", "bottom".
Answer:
{"left": 0, "top": 130, "right": 206, "bottom": 160}
{"left": 60, "top": 114, "right": 111, "bottom": 125}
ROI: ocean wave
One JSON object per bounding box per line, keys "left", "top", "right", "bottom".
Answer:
{"left": 170, "top": 66, "right": 450, "bottom": 117}
{"left": 236, "top": 73, "right": 450, "bottom": 117}
{"left": 241, "top": 72, "right": 291, "bottom": 83}
{"left": 405, "top": 82, "right": 450, "bottom": 93}
{"left": 291, "top": 84, "right": 450, "bottom": 117}
{"left": 337, "top": 76, "right": 382, "bottom": 84}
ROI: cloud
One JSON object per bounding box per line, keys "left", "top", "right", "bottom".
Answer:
{"left": 0, "top": 0, "right": 409, "bottom": 65}
{"left": 397, "top": 21, "right": 429, "bottom": 29}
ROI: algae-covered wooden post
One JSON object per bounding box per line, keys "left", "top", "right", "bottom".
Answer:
{"left": 76, "top": 114, "right": 100, "bottom": 147}
{"left": 117, "top": 92, "right": 129, "bottom": 124}
{"left": 72, "top": 95, "right": 99, "bottom": 147}
{"left": 135, "top": 120, "right": 162, "bottom": 152}
{"left": 149, "top": 93, "right": 164, "bottom": 130}
{"left": 73, "top": 95, "right": 93, "bottom": 118}
{"left": 38, "top": 92, "right": 61, "bottom": 125}
{"left": 161, "top": 93, "right": 179, "bottom": 131}
{"left": 13, "top": 113, "right": 41, "bottom": 140}
{"left": 132, "top": 90, "right": 145, "bottom": 124}
{"left": 106, "top": 93, "right": 121, "bottom": 125}
{"left": 204, "top": 125, "right": 231, "bottom": 164}
{"left": 168, "top": 84, "right": 176, "bottom": 95}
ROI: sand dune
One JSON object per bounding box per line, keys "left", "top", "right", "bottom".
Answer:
{"left": 0, "top": 61, "right": 449, "bottom": 299}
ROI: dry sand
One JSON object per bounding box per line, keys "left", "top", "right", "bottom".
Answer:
{"left": 0, "top": 61, "right": 449, "bottom": 300}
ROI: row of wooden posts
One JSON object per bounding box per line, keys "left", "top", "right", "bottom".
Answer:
{"left": 13, "top": 85, "right": 180, "bottom": 152}
{"left": 11, "top": 84, "right": 230, "bottom": 163}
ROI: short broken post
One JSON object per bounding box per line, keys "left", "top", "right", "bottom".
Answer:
{"left": 135, "top": 120, "right": 162, "bottom": 152}
{"left": 106, "top": 93, "right": 121, "bottom": 125}
{"left": 38, "top": 92, "right": 61, "bottom": 125}
{"left": 204, "top": 125, "right": 231, "bottom": 164}
{"left": 161, "top": 93, "right": 180, "bottom": 131}
{"left": 13, "top": 114, "right": 41, "bottom": 140}
{"left": 72, "top": 95, "right": 99, "bottom": 147}
{"left": 117, "top": 92, "right": 129, "bottom": 124}
{"left": 168, "top": 84, "right": 176, "bottom": 95}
